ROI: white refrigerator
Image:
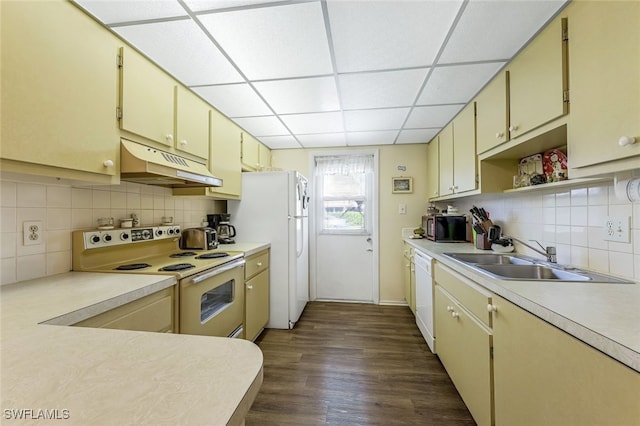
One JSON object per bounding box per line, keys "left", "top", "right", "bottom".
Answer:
{"left": 229, "top": 171, "right": 309, "bottom": 329}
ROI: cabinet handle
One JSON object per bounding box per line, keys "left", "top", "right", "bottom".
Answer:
{"left": 618, "top": 136, "right": 637, "bottom": 147}
{"left": 247, "top": 284, "right": 253, "bottom": 290}
{"left": 495, "top": 131, "right": 504, "bottom": 139}
{"left": 405, "top": 263, "right": 410, "bottom": 268}
{"left": 487, "top": 304, "right": 497, "bottom": 313}
{"left": 509, "top": 125, "right": 519, "bottom": 132}
{"left": 103, "top": 159, "right": 114, "bottom": 167}
{"left": 180, "top": 139, "right": 188, "bottom": 146}
{"left": 451, "top": 311, "right": 459, "bottom": 318}
{"left": 257, "top": 261, "right": 263, "bottom": 267}
{"left": 166, "top": 134, "right": 174, "bottom": 143}
{"left": 446, "top": 306, "right": 454, "bottom": 312}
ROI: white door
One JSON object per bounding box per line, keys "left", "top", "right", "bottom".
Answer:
{"left": 310, "top": 151, "right": 379, "bottom": 303}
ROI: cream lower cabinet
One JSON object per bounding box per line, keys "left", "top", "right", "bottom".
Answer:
{"left": 492, "top": 294, "right": 640, "bottom": 425}
{"left": 402, "top": 243, "right": 415, "bottom": 314}
{"left": 1, "top": 0, "right": 120, "bottom": 182}
{"left": 567, "top": 0, "right": 640, "bottom": 173}
{"left": 73, "top": 287, "right": 175, "bottom": 333}
{"left": 434, "top": 263, "right": 493, "bottom": 426}
{"left": 244, "top": 250, "right": 270, "bottom": 342}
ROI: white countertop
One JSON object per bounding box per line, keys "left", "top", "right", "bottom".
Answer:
{"left": 404, "top": 238, "right": 640, "bottom": 372}
{"left": 221, "top": 241, "right": 270, "bottom": 257}
{"left": 1, "top": 270, "right": 264, "bottom": 425}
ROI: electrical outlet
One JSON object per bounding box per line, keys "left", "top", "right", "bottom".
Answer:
{"left": 23, "top": 221, "right": 44, "bottom": 246}
{"left": 604, "top": 216, "right": 630, "bottom": 243}
{"left": 398, "top": 204, "right": 406, "bottom": 215}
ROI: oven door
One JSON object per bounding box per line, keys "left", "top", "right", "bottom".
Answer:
{"left": 179, "top": 259, "right": 245, "bottom": 338}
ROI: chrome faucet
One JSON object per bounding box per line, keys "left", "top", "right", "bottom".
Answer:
{"left": 508, "top": 237, "right": 557, "bottom": 263}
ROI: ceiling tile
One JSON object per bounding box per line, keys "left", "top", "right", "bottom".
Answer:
{"left": 198, "top": 2, "right": 333, "bottom": 80}
{"left": 233, "top": 116, "right": 289, "bottom": 137}
{"left": 192, "top": 84, "right": 271, "bottom": 117}
{"left": 347, "top": 131, "right": 399, "bottom": 146}
{"left": 405, "top": 105, "right": 464, "bottom": 128}
{"left": 417, "top": 62, "right": 505, "bottom": 105}
{"left": 254, "top": 77, "right": 340, "bottom": 114}
{"left": 257, "top": 135, "right": 300, "bottom": 150}
{"left": 339, "top": 69, "right": 428, "bottom": 110}
{"left": 114, "top": 20, "right": 243, "bottom": 86}
{"left": 184, "top": 0, "right": 283, "bottom": 12}
{"left": 297, "top": 133, "right": 347, "bottom": 148}
{"left": 328, "top": 0, "right": 462, "bottom": 73}
{"left": 439, "top": 0, "right": 567, "bottom": 64}
{"left": 75, "top": 0, "right": 187, "bottom": 24}
{"left": 396, "top": 129, "right": 439, "bottom": 144}
{"left": 344, "top": 108, "right": 410, "bottom": 132}
{"left": 280, "top": 112, "right": 344, "bottom": 135}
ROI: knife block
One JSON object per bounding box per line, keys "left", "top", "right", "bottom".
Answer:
{"left": 475, "top": 232, "right": 492, "bottom": 250}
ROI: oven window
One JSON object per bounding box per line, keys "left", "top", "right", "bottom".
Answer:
{"left": 200, "top": 279, "right": 235, "bottom": 323}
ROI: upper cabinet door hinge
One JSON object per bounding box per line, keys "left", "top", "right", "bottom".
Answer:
{"left": 563, "top": 90, "right": 570, "bottom": 103}
{"left": 117, "top": 53, "right": 123, "bottom": 68}
{"left": 116, "top": 106, "right": 123, "bottom": 120}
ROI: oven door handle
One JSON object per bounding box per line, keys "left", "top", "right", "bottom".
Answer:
{"left": 191, "top": 259, "right": 246, "bottom": 284}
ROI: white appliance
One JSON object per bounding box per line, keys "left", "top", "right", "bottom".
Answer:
{"left": 414, "top": 250, "right": 435, "bottom": 353}
{"left": 229, "top": 171, "right": 309, "bottom": 329}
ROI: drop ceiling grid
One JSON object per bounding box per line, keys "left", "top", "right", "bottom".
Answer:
{"left": 72, "top": 0, "right": 569, "bottom": 149}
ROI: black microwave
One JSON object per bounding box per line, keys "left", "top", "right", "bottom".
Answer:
{"left": 423, "top": 214, "right": 469, "bottom": 242}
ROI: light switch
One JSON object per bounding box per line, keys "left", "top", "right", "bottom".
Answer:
{"left": 398, "top": 204, "right": 406, "bottom": 215}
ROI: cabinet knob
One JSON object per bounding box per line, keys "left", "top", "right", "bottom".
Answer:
{"left": 451, "top": 311, "right": 459, "bottom": 318}
{"left": 180, "top": 139, "right": 188, "bottom": 146}
{"left": 103, "top": 159, "right": 114, "bottom": 167}
{"left": 446, "top": 306, "right": 454, "bottom": 312}
{"left": 257, "top": 261, "right": 262, "bottom": 267}
{"left": 166, "top": 134, "right": 174, "bottom": 143}
{"left": 496, "top": 131, "right": 504, "bottom": 139}
{"left": 509, "top": 125, "right": 519, "bottom": 132}
{"left": 487, "top": 304, "right": 497, "bottom": 313}
{"left": 247, "top": 284, "right": 253, "bottom": 290}
{"left": 618, "top": 136, "right": 637, "bottom": 147}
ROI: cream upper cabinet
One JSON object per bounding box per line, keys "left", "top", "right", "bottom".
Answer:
{"left": 436, "top": 103, "right": 477, "bottom": 198}
{"left": 492, "top": 295, "right": 640, "bottom": 425}
{"left": 475, "top": 72, "right": 507, "bottom": 154}
{"left": 1, "top": 1, "right": 120, "bottom": 180}
{"left": 241, "top": 132, "right": 261, "bottom": 171}
{"left": 507, "top": 15, "right": 568, "bottom": 139}
{"left": 426, "top": 139, "right": 440, "bottom": 199}
{"left": 259, "top": 143, "right": 272, "bottom": 170}
{"left": 209, "top": 109, "right": 242, "bottom": 199}
{"left": 567, "top": 1, "right": 640, "bottom": 170}
{"left": 119, "top": 46, "right": 175, "bottom": 148}
{"left": 175, "top": 86, "right": 210, "bottom": 159}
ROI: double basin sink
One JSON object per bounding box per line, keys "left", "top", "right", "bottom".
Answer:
{"left": 443, "top": 253, "right": 633, "bottom": 283}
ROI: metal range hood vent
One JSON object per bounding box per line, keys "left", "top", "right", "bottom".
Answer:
{"left": 120, "top": 139, "right": 222, "bottom": 188}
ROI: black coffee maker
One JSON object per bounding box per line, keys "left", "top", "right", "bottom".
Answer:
{"left": 207, "top": 213, "right": 236, "bottom": 244}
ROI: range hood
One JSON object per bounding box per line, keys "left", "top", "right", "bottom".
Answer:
{"left": 120, "top": 139, "right": 222, "bottom": 188}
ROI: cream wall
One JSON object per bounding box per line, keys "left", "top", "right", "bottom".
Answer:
{"left": 272, "top": 144, "right": 429, "bottom": 304}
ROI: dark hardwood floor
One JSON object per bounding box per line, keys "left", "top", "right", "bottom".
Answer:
{"left": 246, "top": 301, "right": 475, "bottom": 426}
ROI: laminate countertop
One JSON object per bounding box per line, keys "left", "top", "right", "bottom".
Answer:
{"left": 1, "top": 270, "right": 263, "bottom": 425}
{"left": 404, "top": 238, "right": 640, "bottom": 373}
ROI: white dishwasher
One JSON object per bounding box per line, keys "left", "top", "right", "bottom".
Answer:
{"left": 414, "top": 250, "right": 435, "bottom": 353}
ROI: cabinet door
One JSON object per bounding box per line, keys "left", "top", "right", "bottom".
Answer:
{"left": 259, "top": 142, "right": 271, "bottom": 170}
{"left": 435, "top": 287, "right": 493, "bottom": 426}
{"left": 508, "top": 16, "right": 567, "bottom": 138}
{"left": 175, "top": 86, "right": 209, "bottom": 160}
{"left": 492, "top": 295, "right": 640, "bottom": 426}
{"left": 241, "top": 132, "right": 260, "bottom": 171}
{"left": 245, "top": 269, "right": 269, "bottom": 342}
{"left": 403, "top": 254, "right": 412, "bottom": 309}
{"left": 476, "top": 72, "right": 508, "bottom": 154}
{"left": 438, "top": 124, "right": 454, "bottom": 196}
{"left": 209, "top": 109, "right": 242, "bottom": 198}
{"left": 119, "top": 46, "right": 175, "bottom": 147}
{"left": 1, "top": 1, "right": 119, "bottom": 177}
{"left": 453, "top": 102, "right": 477, "bottom": 194}
{"left": 568, "top": 1, "right": 640, "bottom": 169}
{"left": 426, "top": 138, "right": 440, "bottom": 199}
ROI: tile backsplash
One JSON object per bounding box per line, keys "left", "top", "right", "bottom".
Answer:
{"left": 449, "top": 182, "right": 640, "bottom": 281}
{"left": 0, "top": 175, "right": 221, "bottom": 285}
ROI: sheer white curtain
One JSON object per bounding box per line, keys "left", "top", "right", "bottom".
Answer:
{"left": 314, "top": 154, "right": 374, "bottom": 176}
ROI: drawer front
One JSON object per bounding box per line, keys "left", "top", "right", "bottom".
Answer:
{"left": 435, "top": 262, "right": 492, "bottom": 327}
{"left": 245, "top": 250, "right": 269, "bottom": 279}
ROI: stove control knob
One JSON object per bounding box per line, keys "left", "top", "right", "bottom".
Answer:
{"left": 90, "top": 234, "right": 101, "bottom": 244}
{"left": 103, "top": 234, "right": 112, "bottom": 243}
{"left": 173, "top": 227, "right": 180, "bottom": 235}
{"left": 120, "top": 232, "right": 129, "bottom": 241}
{"left": 156, "top": 229, "right": 164, "bottom": 237}
{"left": 141, "top": 230, "right": 151, "bottom": 240}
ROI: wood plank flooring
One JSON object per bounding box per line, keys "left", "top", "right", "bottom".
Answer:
{"left": 246, "top": 302, "right": 475, "bottom": 425}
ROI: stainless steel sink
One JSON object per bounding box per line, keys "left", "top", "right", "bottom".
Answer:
{"left": 443, "top": 252, "right": 634, "bottom": 283}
